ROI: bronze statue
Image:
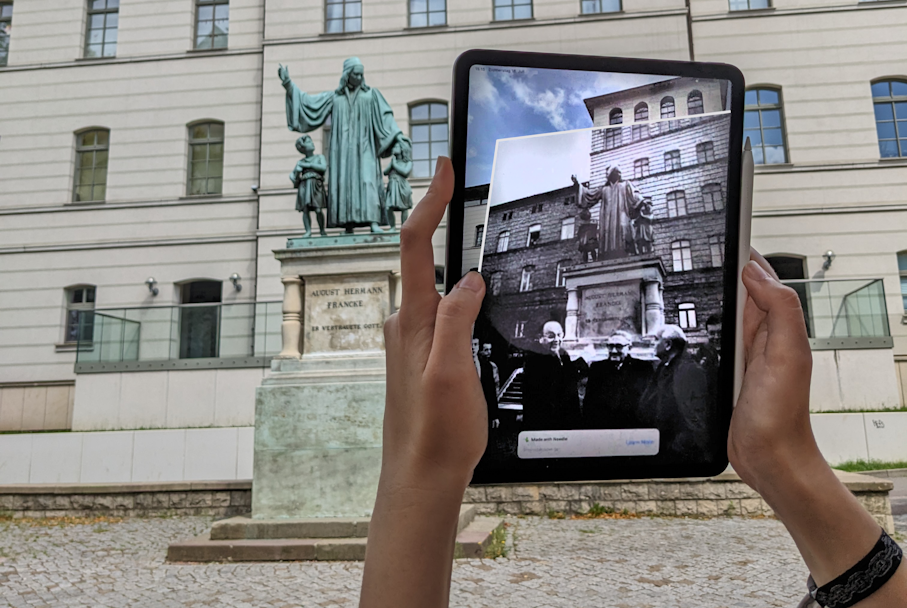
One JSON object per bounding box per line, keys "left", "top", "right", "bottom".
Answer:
{"left": 290, "top": 135, "right": 327, "bottom": 238}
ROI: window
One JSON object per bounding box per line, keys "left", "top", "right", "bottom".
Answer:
{"left": 560, "top": 217, "right": 575, "bottom": 240}
{"left": 661, "top": 96, "right": 675, "bottom": 119}
{"left": 179, "top": 280, "right": 221, "bottom": 359}
{"left": 872, "top": 80, "right": 907, "bottom": 158}
{"left": 672, "top": 240, "right": 693, "bottom": 272}
{"left": 464, "top": 197, "right": 488, "bottom": 207}
{"left": 688, "top": 90, "right": 704, "bottom": 115}
{"left": 435, "top": 266, "right": 445, "bottom": 286}
{"left": 744, "top": 88, "right": 788, "bottom": 165}
{"left": 664, "top": 149, "right": 681, "bottom": 171}
{"left": 634, "top": 158, "right": 650, "bottom": 179}
{"left": 605, "top": 127, "right": 622, "bottom": 150}
{"left": 65, "top": 286, "right": 96, "bottom": 343}
{"left": 580, "top": 0, "right": 620, "bottom": 13}
{"left": 0, "top": 3, "right": 12, "bottom": 67}
{"left": 898, "top": 251, "right": 907, "bottom": 312}
{"left": 410, "top": 0, "right": 445, "bottom": 26}
{"left": 496, "top": 231, "right": 510, "bottom": 253}
{"left": 696, "top": 141, "right": 715, "bottom": 163}
{"left": 632, "top": 102, "right": 649, "bottom": 141}
{"left": 609, "top": 108, "right": 623, "bottom": 125}
{"left": 494, "top": 0, "right": 532, "bottom": 21}
{"left": 514, "top": 321, "right": 525, "bottom": 338}
{"left": 527, "top": 223, "right": 541, "bottom": 247}
{"left": 410, "top": 102, "right": 448, "bottom": 178}
{"left": 73, "top": 129, "right": 109, "bottom": 202}
{"left": 702, "top": 183, "right": 724, "bottom": 212}
{"left": 666, "top": 190, "right": 687, "bottom": 218}
{"left": 556, "top": 261, "right": 570, "bottom": 287}
{"left": 530, "top": 203, "right": 544, "bottom": 213}
{"left": 195, "top": 0, "right": 229, "bottom": 48}
{"left": 709, "top": 235, "right": 725, "bottom": 267}
{"left": 85, "top": 0, "right": 118, "bottom": 58}
{"left": 490, "top": 272, "right": 502, "bottom": 296}
{"left": 520, "top": 266, "right": 534, "bottom": 292}
{"left": 474, "top": 224, "right": 484, "bottom": 248}
{"left": 678, "top": 303, "right": 697, "bottom": 329}
{"left": 326, "top": 0, "right": 361, "bottom": 33}
{"left": 729, "top": 0, "right": 770, "bottom": 10}
{"left": 188, "top": 121, "right": 225, "bottom": 195}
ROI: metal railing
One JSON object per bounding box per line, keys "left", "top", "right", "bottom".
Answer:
{"left": 780, "top": 278, "right": 892, "bottom": 349}
{"left": 74, "top": 301, "right": 282, "bottom": 372}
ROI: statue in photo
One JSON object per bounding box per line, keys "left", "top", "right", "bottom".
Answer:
{"left": 278, "top": 58, "right": 406, "bottom": 234}
{"left": 289, "top": 135, "right": 328, "bottom": 238}
{"left": 383, "top": 137, "right": 413, "bottom": 229}
{"left": 575, "top": 206, "right": 599, "bottom": 263}
{"left": 573, "top": 165, "right": 644, "bottom": 259}
{"left": 633, "top": 198, "right": 655, "bottom": 255}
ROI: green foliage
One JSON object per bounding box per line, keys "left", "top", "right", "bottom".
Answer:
{"left": 546, "top": 510, "right": 566, "bottom": 519}
{"left": 484, "top": 525, "right": 508, "bottom": 559}
{"left": 587, "top": 503, "right": 615, "bottom": 517}
{"left": 832, "top": 459, "right": 907, "bottom": 472}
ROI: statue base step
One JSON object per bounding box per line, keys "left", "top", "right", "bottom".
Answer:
{"left": 166, "top": 505, "right": 504, "bottom": 562}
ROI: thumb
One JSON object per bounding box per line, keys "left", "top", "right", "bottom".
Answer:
{"left": 428, "top": 272, "right": 485, "bottom": 369}
{"left": 741, "top": 260, "right": 811, "bottom": 361}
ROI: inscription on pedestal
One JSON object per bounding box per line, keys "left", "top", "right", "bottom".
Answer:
{"left": 303, "top": 275, "right": 390, "bottom": 355}
{"left": 578, "top": 280, "right": 641, "bottom": 338}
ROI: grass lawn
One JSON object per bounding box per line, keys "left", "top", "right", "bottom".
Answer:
{"left": 832, "top": 459, "right": 907, "bottom": 472}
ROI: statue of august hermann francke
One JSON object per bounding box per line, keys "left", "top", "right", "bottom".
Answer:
{"left": 278, "top": 58, "right": 407, "bottom": 234}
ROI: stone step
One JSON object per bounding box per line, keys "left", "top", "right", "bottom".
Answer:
{"left": 209, "top": 504, "right": 477, "bottom": 540}
{"left": 167, "top": 513, "right": 503, "bottom": 562}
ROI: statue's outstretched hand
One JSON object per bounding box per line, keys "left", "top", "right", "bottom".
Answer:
{"left": 278, "top": 64, "right": 291, "bottom": 86}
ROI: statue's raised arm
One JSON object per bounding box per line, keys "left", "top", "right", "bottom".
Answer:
{"left": 278, "top": 63, "right": 334, "bottom": 134}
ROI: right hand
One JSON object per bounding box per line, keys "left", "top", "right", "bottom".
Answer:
{"left": 278, "top": 64, "right": 290, "bottom": 85}
{"left": 727, "top": 250, "right": 816, "bottom": 492}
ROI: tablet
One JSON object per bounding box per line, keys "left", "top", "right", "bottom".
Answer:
{"left": 445, "top": 50, "right": 748, "bottom": 483}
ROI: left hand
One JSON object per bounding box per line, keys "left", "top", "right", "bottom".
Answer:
{"left": 382, "top": 156, "right": 488, "bottom": 489}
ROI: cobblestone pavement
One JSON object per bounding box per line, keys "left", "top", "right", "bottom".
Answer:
{"left": 1, "top": 515, "right": 905, "bottom": 608}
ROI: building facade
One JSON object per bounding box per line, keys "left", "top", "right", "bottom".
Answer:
{"left": 0, "top": 0, "right": 905, "bottom": 480}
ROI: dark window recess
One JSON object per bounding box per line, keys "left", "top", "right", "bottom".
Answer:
{"left": 179, "top": 280, "right": 222, "bottom": 359}
{"left": 766, "top": 255, "right": 811, "bottom": 336}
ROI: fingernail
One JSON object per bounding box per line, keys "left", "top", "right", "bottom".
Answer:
{"left": 744, "top": 260, "right": 768, "bottom": 280}
{"left": 457, "top": 271, "right": 484, "bottom": 293}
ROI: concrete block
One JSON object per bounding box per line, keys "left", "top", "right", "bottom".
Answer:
{"left": 0, "top": 387, "right": 25, "bottom": 431}
{"left": 655, "top": 500, "right": 675, "bottom": 515}
{"left": 500, "top": 501, "right": 522, "bottom": 515}
{"left": 613, "top": 501, "right": 636, "bottom": 513}
{"left": 132, "top": 429, "right": 186, "bottom": 482}
{"left": 636, "top": 500, "right": 657, "bottom": 514}
{"left": 675, "top": 500, "right": 697, "bottom": 516}
{"left": 472, "top": 502, "right": 498, "bottom": 515}
{"left": 545, "top": 500, "right": 569, "bottom": 513}
{"left": 80, "top": 431, "right": 135, "bottom": 483}
{"left": 598, "top": 484, "right": 623, "bottom": 500}
{"left": 170, "top": 493, "right": 190, "bottom": 508}
{"left": 166, "top": 370, "right": 216, "bottom": 428}
{"left": 185, "top": 428, "right": 238, "bottom": 481}
{"left": 696, "top": 500, "right": 719, "bottom": 517}
{"left": 649, "top": 483, "right": 680, "bottom": 500}
{"left": 521, "top": 500, "right": 545, "bottom": 515}
{"left": 315, "top": 538, "right": 368, "bottom": 561}
{"left": 236, "top": 426, "right": 254, "bottom": 480}
{"left": 557, "top": 484, "right": 580, "bottom": 499}
{"left": 864, "top": 412, "right": 907, "bottom": 462}
{"left": 119, "top": 372, "right": 168, "bottom": 430}
{"left": 810, "top": 413, "right": 869, "bottom": 465}
{"left": 230, "top": 490, "right": 251, "bottom": 507}
{"left": 511, "top": 486, "right": 539, "bottom": 501}
{"left": 43, "top": 386, "right": 73, "bottom": 430}
{"left": 463, "top": 486, "right": 486, "bottom": 503}
{"left": 484, "top": 486, "right": 512, "bottom": 502}
{"left": 537, "top": 485, "right": 560, "bottom": 499}
{"left": 570, "top": 500, "right": 592, "bottom": 514}
{"left": 700, "top": 482, "right": 726, "bottom": 499}
{"left": 726, "top": 483, "right": 760, "bottom": 499}
{"left": 212, "top": 492, "right": 231, "bottom": 507}
{"left": 29, "top": 433, "right": 82, "bottom": 483}
{"left": 456, "top": 517, "right": 505, "bottom": 559}
{"left": 20, "top": 387, "right": 47, "bottom": 431}
{"left": 678, "top": 483, "right": 703, "bottom": 499}
{"left": 620, "top": 483, "right": 649, "bottom": 500}
{"left": 577, "top": 485, "right": 601, "bottom": 500}
{"left": 167, "top": 534, "right": 319, "bottom": 562}
{"left": 0, "top": 433, "right": 33, "bottom": 484}
{"left": 739, "top": 498, "right": 763, "bottom": 516}
{"left": 721, "top": 500, "right": 741, "bottom": 516}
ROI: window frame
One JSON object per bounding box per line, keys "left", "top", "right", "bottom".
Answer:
{"left": 678, "top": 302, "right": 697, "bottom": 330}
{"left": 872, "top": 79, "right": 907, "bottom": 159}
{"left": 696, "top": 141, "right": 715, "bottom": 164}
{"left": 560, "top": 217, "right": 575, "bottom": 240}
{"left": 664, "top": 149, "right": 681, "bottom": 172}
{"left": 526, "top": 223, "right": 541, "bottom": 247}
{"left": 729, "top": 0, "right": 771, "bottom": 11}
{"left": 666, "top": 190, "right": 687, "bottom": 218}
{"left": 579, "top": 0, "right": 621, "bottom": 14}
{"left": 0, "top": 2, "right": 12, "bottom": 67}
{"left": 490, "top": 272, "right": 502, "bottom": 296}
{"left": 744, "top": 86, "right": 789, "bottom": 165}
{"left": 688, "top": 90, "right": 704, "bottom": 115}
{"left": 709, "top": 234, "right": 725, "bottom": 268}
{"left": 702, "top": 183, "right": 724, "bottom": 212}
{"left": 84, "top": 0, "right": 118, "bottom": 59}
{"left": 496, "top": 230, "right": 510, "bottom": 253}
{"left": 493, "top": 0, "right": 532, "bottom": 22}
{"left": 187, "top": 120, "right": 225, "bottom": 196}
{"left": 195, "top": 0, "right": 230, "bottom": 49}
{"left": 671, "top": 240, "right": 693, "bottom": 272}
{"left": 555, "top": 260, "right": 571, "bottom": 287}
{"left": 325, "top": 0, "right": 362, "bottom": 33}
{"left": 474, "top": 224, "right": 485, "bottom": 248}
{"left": 408, "top": 0, "right": 446, "bottom": 27}
{"left": 73, "top": 128, "right": 110, "bottom": 203}
{"left": 634, "top": 157, "right": 650, "bottom": 179}
{"left": 660, "top": 96, "right": 675, "bottom": 119}
{"left": 409, "top": 100, "right": 448, "bottom": 179}
{"left": 64, "top": 285, "right": 97, "bottom": 345}
{"left": 519, "top": 266, "right": 534, "bottom": 292}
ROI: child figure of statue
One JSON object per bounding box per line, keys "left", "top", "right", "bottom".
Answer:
{"left": 576, "top": 208, "right": 599, "bottom": 263}
{"left": 383, "top": 137, "right": 413, "bottom": 229}
{"left": 633, "top": 198, "right": 655, "bottom": 254}
{"left": 289, "top": 135, "right": 327, "bottom": 237}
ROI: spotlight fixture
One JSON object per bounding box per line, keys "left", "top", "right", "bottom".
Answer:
{"left": 145, "top": 277, "right": 159, "bottom": 296}
{"left": 822, "top": 250, "right": 836, "bottom": 271}
{"left": 230, "top": 273, "right": 242, "bottom": 292}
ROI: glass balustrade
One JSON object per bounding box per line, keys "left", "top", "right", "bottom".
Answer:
{"left": 780, "top": 278, "right": 891, "bottom": 346}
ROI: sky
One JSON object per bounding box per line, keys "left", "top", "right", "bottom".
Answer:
{"left": 465, "top": 65, "right": 673, "bottom": 190}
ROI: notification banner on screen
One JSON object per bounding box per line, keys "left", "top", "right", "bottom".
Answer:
{"left": 517, "top": 429, "right": 660, "bottom": 459}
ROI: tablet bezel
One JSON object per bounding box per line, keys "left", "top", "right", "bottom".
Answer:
{"left": 446, "top": 49, "right": 746, "bottom": 483}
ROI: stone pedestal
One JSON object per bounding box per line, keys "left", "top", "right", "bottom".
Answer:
{"left": 252, "top": 233, "right": 401, "bottom": 520}
{"left": 563, "top": 257, "right": 666, "bottom": 343}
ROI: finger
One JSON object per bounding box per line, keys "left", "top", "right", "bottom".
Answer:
{"left": 426, "top": 271, "right": 485, "bottom": 373}
{"left": 749, "top": 248, "right": 780, "bottom": 281}
{"left": 741, "top": 261, "right": 810, "bottom": 361}
{"left": 399, "top": 157, "right": 453, "bottom": 309}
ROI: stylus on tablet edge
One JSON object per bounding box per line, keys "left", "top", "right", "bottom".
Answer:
{"left": 733, "top": 137, "right": 755, "bottom": 407}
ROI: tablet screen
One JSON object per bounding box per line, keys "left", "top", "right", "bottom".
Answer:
{"left": 459, "top": 62, "right": 736, "bottom": 478}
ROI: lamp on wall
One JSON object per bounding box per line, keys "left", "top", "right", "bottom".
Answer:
{"left": 145, "top": 277, "right": 159, "bottom": 296}
{"left": 230, "top": 273, "right": 242, "bottom": 292}
{"left": 822, "top": 250, "right": 836, "bottom": 271}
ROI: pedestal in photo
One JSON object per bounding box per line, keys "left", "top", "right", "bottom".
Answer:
{"left": 253, "top": 233, "right": 402, "bottom": 520}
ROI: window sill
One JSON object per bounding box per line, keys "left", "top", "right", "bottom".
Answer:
{"left": 186, "top": 47, "right": 229, "bottom": 54}
{"left": 727, "top": 7, "right": 776, "bottom": 15}
{"left": 404, "top": 24, "right": 449, "bottom": 31}
{"left": 490, "top": 17, "right": 535, "bottom": 24}
{"left": 878, "top": 156, "right": 907, "bottom": 163}
{"left": 179, "top": 193, "right": 225, "bottom": 200}
{"left": 75, "top": 55, "right": 117, "bottom": 62}
{"left": 55, "top": 343, "right": 93, "bottom": 353}
{"left": 319, "top": 31, "right": 364, "bottom": 38}
{"left": 66, "top": 200, "right": 106, "bottom": 206}
{"left": 577, "top": 9, "right": 624, "bottom": 17}
{"left": 754, "top": 162, "right": 793, "bottom": 171}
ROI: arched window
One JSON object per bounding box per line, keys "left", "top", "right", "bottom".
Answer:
{"left": 688, "top": 90, "right": 704, "bottom": 115}
{"left": 64, "top": 285, "right": 96, "bottom": 344}
{"left": 410, "top": 102, "right": 448, "bottom": 178}
{"left": 702, "top": 183, "right": 724, "bottom": 211}
{"left": 666, "top": 190, "right": 687, "bottom": 218}
{"left": 872, "top": 80, "right": 907, "bottom": 158}
{"left": 671, "top": 240, "right": 693, "bottom": 272}
{"left": 678, "top": 302, "right": 697, "bottom": 329}
{"left": 519, "top": 266, "right": 534, "bottom": 292}
{"left": 660, "top": 96, "right": 675, "bottom": 119}
{"left": 73, "top": 129, "right": 110, "bottom": 202}
{"left": 634, "top": 158, "right": 650, "bottom": 179}
{"left": 496, "top": 230, "right": 510, "bottom": 253}
{"left": 632, "top": 102, "right": 649, "bottom": 141}
{"left": 696, "top": 141, "right": 715, "bottom": 163}
{"left": 744, "top": 88, "right": 788, "bottom": 165}
{"left": 609, "top": 108, "right": 623, "bottom": 125}
{"left": 188, "top": 121, "right": 225, "bottom": 195}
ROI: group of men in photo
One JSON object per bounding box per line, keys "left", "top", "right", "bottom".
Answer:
{"left": 473, "top": 315, "right": 722, "bottom": 460}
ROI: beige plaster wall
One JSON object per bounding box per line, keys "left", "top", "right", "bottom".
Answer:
{"left": 0, "top": 383, "right": 75, "bottom": 432}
